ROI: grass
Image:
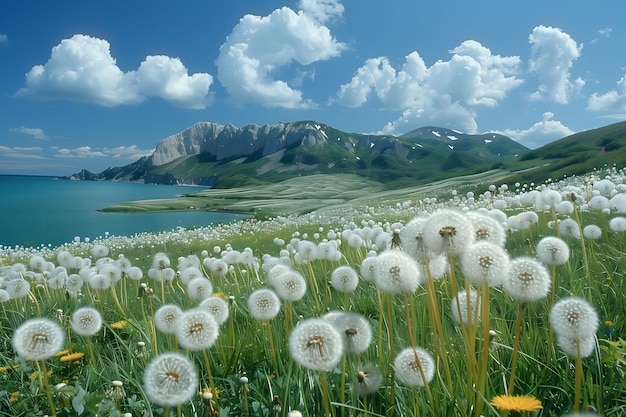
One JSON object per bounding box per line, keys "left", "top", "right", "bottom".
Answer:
{"left": 1, "top": 166, "right": 626, "bottom": 417}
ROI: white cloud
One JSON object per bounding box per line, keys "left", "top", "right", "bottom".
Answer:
{"left": 0, "top": 33, "right": 7, "bottom": 45}
{"left": 587, "top": 75, "right": 626, "bottom": 112}
{"left": 18, "top": 34, "right": 212, "bottom": 109}
{"left": 216, "top": 5, "right": 345, "bottom": 108}
{"left": 528, "top": 25, "right": 584, "bottom": 104}
{"left": 493, "top": 112, "right": 574, "bottom": 149}
{"left": 598, "top": 27, "right": 613, "bottom": 37}
{"left": 298, "top": 0, "right": 344, "bottom": 24}
{"left": 0, "top": 145, "right": 46, "bottom": 159}
{"left": 10, "top": 126, "right": 49, "bottom": 140}
{"left": 335, "top": 40, "right": 523, "bottom": 134}
{"left": 53, "top": 144, "right": 153, "bottom": 159}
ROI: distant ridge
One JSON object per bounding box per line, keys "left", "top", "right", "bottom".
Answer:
{"left": 69, "top": 120, "right": 528, "bottom": 189}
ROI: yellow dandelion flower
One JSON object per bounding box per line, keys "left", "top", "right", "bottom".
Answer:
{"left": 0, "top": 365, "right": 20, "bottom": 372}
{"left": 110, "top": 319, "right": 132, "bottom": 330}
{"left": 60, "top": 352, "right": 85, "bottom": 363}
{"left": 490, "top": 394, "right": 543, "bottom": 412}
{"left": 29, "top": 370, "right": 53, "bottom": 380}
{"left": 55, "top": 349, "right": 71, "bottom": 357}
{"left": 212, "top": 291, "right": 227, "bottom": 299}
{"left": 605, "top": 320, "right": 614, "bottom": 327}
{"left": 200, "top": 387, "right": 220, "bottom": 399}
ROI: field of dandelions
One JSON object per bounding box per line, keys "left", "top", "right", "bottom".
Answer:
{"left": 2, "top": 167, "right": 626, "bottom": 417}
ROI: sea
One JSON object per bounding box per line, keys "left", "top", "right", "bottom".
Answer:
{"left": 0, "top": 175, "right": 247, "bottom": 248}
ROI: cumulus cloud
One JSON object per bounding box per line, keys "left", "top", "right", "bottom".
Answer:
{"left": 587, "top": 75, "right": 626, "bottom": 113}
{"left": 53, "top": 144, "right": 153, "bottom": 159}
{"left": 335, "top": 40, "right": 523, "bottom": 134}
{"left": 493, "top": 112, "right": 574, "bottom": 149}
{"left": 528, "top": 25, "right": 584, "bottom": 103}
{"left": 10, "top": 126, "right": 49, "bottom": 140}
{"left": 18, "top": 34, "right": 213, "bottom": 109}
{"left": 216, "top": 4, "right": 345, "bottom": 108}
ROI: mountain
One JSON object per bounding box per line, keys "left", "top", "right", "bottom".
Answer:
{"left": 70, "top": 120, "right": 528, "bottom": 189}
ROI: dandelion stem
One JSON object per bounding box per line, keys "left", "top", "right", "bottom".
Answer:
{"left": 574, "top": 340, "right": 582, "bottom": 412}
{"left": 40, "top": 360, "right": 57, "bottom": 417}
{"left": 320, "top": 371, "right": 332, "bottom": 417}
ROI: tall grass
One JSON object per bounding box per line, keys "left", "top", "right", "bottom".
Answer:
{"left": 1, "top": 167, "right": 626, "bottom": 416}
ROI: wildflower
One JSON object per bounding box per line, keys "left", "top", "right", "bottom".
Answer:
{"left": 559, "top": 218, "right": 581, "bottom": 239}
{"left": 609, "top": 216, "right": 626, "bottom": 232}
{"left": 583, "top": 224, "right": 602, "bottom": 240}
{"left": 289, "top": 318, "right": 344, "bottom": 371}
{"left": 451, "top": 289, "right": 480, "bottom": 325}
{"left": 297, "top": 240, "right": 319, "bottom": 261}
{"left": 610, "top": 194, "right": 626, "bottom": 213}
{"left": 0, "top": 289, "right": 9, "bottom": 303}
{"left": 460, "top": 242, "right": 509, "bottom": 286}
{"left": 6, "top": 278, "right": 30, "bottom": 299}
{"left": 210, "top": 259, "right": 229, "bottom": 277}
{"left": 110, "top": 319, "right": 132, "bottom": 330}
{"left": 549, "top": 297, "right": 599, "bottom": 341}
{"left": 266, "top": 264, "right": 291, "bottom": 286}
{"left": 394, "top": 346, "right": 436, "bottom": 387}
{"left": 65, "top": 274, "right": 84, "bottom": 292}
{"left": 273, "top": 270, "right": 307, "bottom": 301}
{"left": 593, "top": 179, "right": 615, "bottom": 196}
{"left": 541, "top": 189, "right": 562, "bottom": 208}
{"left": 59, "top": 352, "right": 85, "bottom": 363}
{"left": 127, "top": 266, "right": 143, "bottom": 280}
{"left": 373, "top": 250, "right": 421, "bottom": 294}
{"left": 143, "top": 352, "right": 198, "bottom": 407}
{"left": 199, "top": 296, "right": 230, "bottom": 325}
{"left": 71, "top": 307, "right": 103, "bottom": 337}
{"left": 330, "top": 265, "right": 359, "bottom": 293}
{"left": 490, "top": 394, "right": 543, "bottom": 412}
{"left": 536, "top": 236, "right": 570, "bottom": 265}
{"left": 417, "top": 254, "right": 448, "bottom": 280}
{"left": 399, "top": 216, "right": 432, "bottom": 260}
{"left": 91, "top": 244, "right": 109, "bottom": 258}
{"left": 422, "top": 209, "right": 474, "bottom": 256}
{"left": 176, "top": 309, "right": 219, "bottom": 351}
{"left": 332, "top": 312, "right": 373, "bottom": 354}
{"left": 179, "top": 267, "right": 203, "bottom": 285}
{"left": 466, "top": 211, "right": 506, "bottom": 247}
{"left": 13, "top": 318, "right": 65, "bottom": 360}
{"left": 88, "top": 273, "right": 111, "bottom": 290}
{"left": 503, "top": 257, "right": 551, "bottom": 302}
{"left": 353, "top": 364, "right": 383, "bottom": 396}
{"left": 155, "top": 304, "right": 183, "bottom": 334}
{"left": 247, "top": 288, "right": 281, "bottom": 320}
{"left": 152, "top": 252, "right": 171, "bottom": 270}
{"left": 589, "top": 195, "right": 610, "bottom": 211}
{"left": 186, "top": 277, "right": 213, "bottom": 301}
{"left": 556, "top": 335, "right": 596, "bottom": 358}
{"left": 359, "top": 256, "right": 377, "bottom": 282}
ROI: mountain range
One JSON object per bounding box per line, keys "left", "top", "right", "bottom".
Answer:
{"left": 70, "top": 121, "right": 529, "bottom": 189}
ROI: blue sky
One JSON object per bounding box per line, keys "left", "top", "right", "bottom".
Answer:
{"left": 2, "top": 0, "right": 626, "bottom": 176}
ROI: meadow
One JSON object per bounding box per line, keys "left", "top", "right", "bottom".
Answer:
{"left": 1, "top": 166, "right": 625, "bottom": 417}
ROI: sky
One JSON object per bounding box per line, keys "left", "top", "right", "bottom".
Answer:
{"left": 2, "top": 0, "right": 626, "bottom": 176}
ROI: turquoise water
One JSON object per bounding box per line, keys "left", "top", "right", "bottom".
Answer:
{"left": 1, "top": 175, "right": 246, "bottom": 247}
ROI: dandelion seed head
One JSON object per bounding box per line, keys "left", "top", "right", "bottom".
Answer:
{"left": 556, "top": 334, "right": 596, "bottom": 358}
{"left": 13, "top": 318, "right": 65, "bottom": 361}
{"left": 330, "top": 265, "right": 359, "bottom": 293}
{"left": 394, "top": 346, "right": 435, "bottom": 387}
{"left": 155, "top": 304, "right": 183, "bottom": 334}
{"left": 460, "top": 242, "right": 509, "bottom": 286}
{"left": 451, "top": 290, "right": 480, "bottom": 325}
{"left": 198, "top": 296, "right": 230, "bottom": 325}
{"left": 289, "top": 318, "right": 344, "bottom": 371}
{"left": 332, "top": 312, "right": 372, "bottom": 354}
{"left": 248, "top": 288, "right": 281, "bottom": 320}
{"left": 503, "top": 257, "right": 551, "bottom": 302}
{"left": 176, "top": 309, "right": 219, "bottom": 351}
{"left": 536, "top": 236, "right": 570, "bottom": 265}
{"left": 273, "top": 270, "right": 307, "bottom": 301}
{"left": 71, "top": 307, "right": 103, "bottom": 337}
{"left": 143, "top": 353, "right": 197, "bottom": 407}
{"left": 549, "top": 297, "right": 599, "bottom": 341}
{"left": 373, "top": 250, "right": 421, "bottom": 294}
{"left": 422, "top": 209, "right": 474, "bottom": 255}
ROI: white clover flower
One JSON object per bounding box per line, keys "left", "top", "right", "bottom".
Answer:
{"left": 143, "top": 353, "right": 198, "bottom": 407}
{"left": 12, "top": 318, "right": 65, "bottom": 360}
{"left": 155, "top": 304, "right": 183, "bottom": 334}
{"left": 332, "top": 312, "right": 373, "bottom": 354}
{"left": 273, "top": 270, "right": 307, "bottom": 301}
{"left": 186, "top": 277, "right": 213, "bottom": 301}
{"left": 536, "top": 236, "right": 570, "bottom": 266}
{"left": 394, "top": 346, "right": 436, "bottom": 387}
{"left": 451, "top": 289, "right": 480, "bottom": 325}
{"left": 248, "top": 288, "right": 281, "bottom": 320}
{"left": 71, "top": 307, "right": 103, "bottom": 337}
{"left": 460, "top": 242, "right": 509, "bottom": 287}
{"left": 331, "top": 265, "right": 359, "bottom": 293}
{"left": 373, "top": 250, "right": 421, "bottom": 294}
{"left": 422, "top": 209, "right": 474, "bottom": 256}
{"left": 503, "top": 257, "right": 551, "bottom": 302}
{"left": 549, "top": 297, "right": 599, "bottom": 341}
{"left": 289, "top": 318, "right": 344, "bottom": 371}
{"left": 176, "top": 308, "right": 219, "bottom": 351}
{"left": 199, "top": 296, "right": 230, "bottom": 325}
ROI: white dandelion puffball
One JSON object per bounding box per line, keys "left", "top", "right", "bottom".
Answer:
{"left": 536, "top": 236, "right": 570, "bottom": 266}
{"left": 556, "top": 334, "right": 596, "bottom": 358}
{"left": 186, "top": 277, "right": 213, "bottom": 301}
{"left": 549, "top": 297, "right": 599, "bottom": 341}
{"left": 422, "top": 209, "right": 474, "bottom": 256}
{"left": 143, "top": 352, "right": 198, "bottom": 407}
{"left": 451, "top": 289, "right": 480, "bottom": 325}
{"left": 460, "top": 242, "right": 509, "bottom": 287}
{"left": 6, "top": 278, "right": 30, "bottom": 299}
{"left": 503, "top": 257, "right": 551, "bottom": 302}
{"left": 199, "top": 296, "right": 230, "bottom": 325}
{"left": 373, "top": 250, "right": 421, "bottom": 294}
{"left": 13, "top": 318, "right": 65, "bottom": 360}
{"left": 582, "top": 224, "right": 602, "bottom": 240}
{"left": 359, "top": 256, "right": 377, "bottom": 282}
{"left": 399, "top": 216, "right": 431, "bottom": 260}
{"left": 609, "top": 216, "right": 626, "bottom": 232}
{"left": 176, "top": 308, "right": 219, "bottom": 351}
{"left": 248, "top": 288, "right": 281, "bottom": 320}
{"left": 332, "top": 312, "right": 373, "bottom": 354}
{"left": 154, "top": 304, "right": 183, "bottom": 334}
{"left": 273, "top": 270, "right": 307, "bottom": 301}
{"left": 558, "top": 218, "right": 581, "bottom": 239}
{"left": 394, "top": 346, "right": 436, "bottom": 387}
{"left": 331, "top": 265, "right": 359, "bottom": 293}
{"left": 466, "top": 211, "right": 507, "bottom": 247}
{"left": 289, "top": 318, "right": 344, "bottom": 371}
{"left": 71, "top": 307, "right": 103, "bottom": 336}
